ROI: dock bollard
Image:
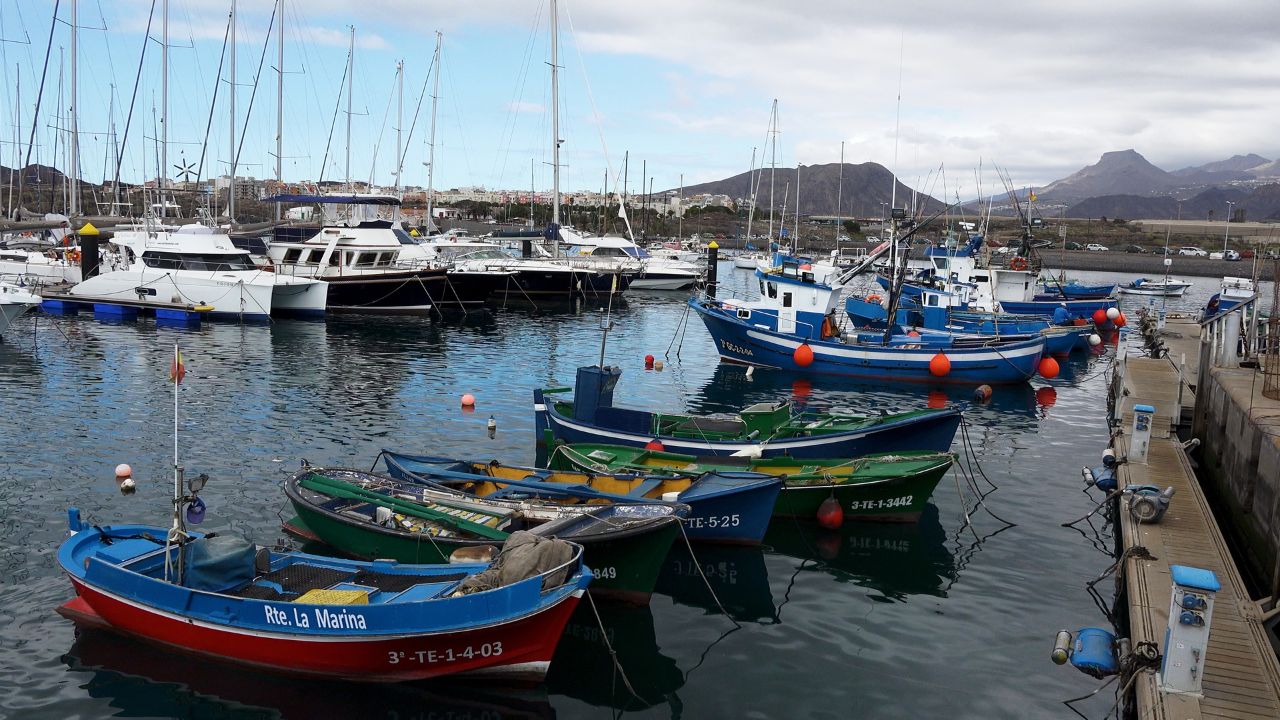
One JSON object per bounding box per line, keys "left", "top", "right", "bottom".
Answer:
{"left": 79, "top": 221, "right": 101, "bottom": 279}
{"left": 705, "top": 241, "right": 718, "bottom": 298}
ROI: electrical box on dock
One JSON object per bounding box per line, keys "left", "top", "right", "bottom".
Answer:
{"left": 1159, "top": 565, "right": 1220, "bottom": 696}
{"left": 1130, "top": 404, "right": 1155, "bottom": 464}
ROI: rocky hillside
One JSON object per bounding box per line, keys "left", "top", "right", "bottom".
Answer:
{"left": 672, "top": 162, "right": 945, "bottom": 217}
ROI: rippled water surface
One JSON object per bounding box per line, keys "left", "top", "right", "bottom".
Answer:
{"left": 0, "top": 265, "right": 1213, "bottom": 719}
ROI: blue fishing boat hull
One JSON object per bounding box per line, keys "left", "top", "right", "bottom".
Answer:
{"left": 671, "top": 472, "right": 782, "bottom": 544}
{"left": 996, "top": 297, "right": 1116, "bottom": 318}
{"left": 691, "top": 298, "right": 1044, "bottom": 384}
{"left": 1035, "top": 283, "right": 1117, "bottom": 299}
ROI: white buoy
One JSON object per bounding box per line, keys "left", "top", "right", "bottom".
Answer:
{"left": 1088, "top": 333, "right": 1102, "bottom": 346}
{"left": 1106, "top": 307, "right": 1120, "bottom": 321}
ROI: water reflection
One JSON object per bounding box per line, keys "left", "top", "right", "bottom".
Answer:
{"left": 763, "top": 506, "right": 957, "bottom": 602}
{"left": 546, "top": 602, "right": 683, "bottom": 713}
{"left": 64, "top": 629, "right": 556, "bottom": 720}
{"left": 656, "top": 543, "right": 777, "bottom": 624}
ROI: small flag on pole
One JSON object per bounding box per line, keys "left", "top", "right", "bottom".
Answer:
{"left": 1028, "top": 189, "right": 1037, "bottom": 202}
{"left": 170, "top": 346, "right": 186, "bottom": 384}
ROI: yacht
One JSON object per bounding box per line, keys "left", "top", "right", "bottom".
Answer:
{"left": 68, "top": 220, "right": 327, "bottom": 320}
{"left": 560, "top": 232, "right": 701, "bottom": 290}
{"left": 265, "top": 194, "right": 497, "bottom": 313}
{"left": 0, "top": 278, "right": 40, "bottom": 338}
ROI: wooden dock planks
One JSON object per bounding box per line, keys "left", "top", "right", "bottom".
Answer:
{"left": 1115, "top": 347, "right": 1280, "bottom": 720}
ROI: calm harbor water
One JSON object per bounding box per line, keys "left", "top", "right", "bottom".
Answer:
{"left": 0, "top": 265, "right": 1248, "bottom": 719}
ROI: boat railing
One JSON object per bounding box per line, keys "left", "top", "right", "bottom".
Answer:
{"left": 1199, "top": 293, "right": 1260, "bottom": 369}
{"left": 0, "top": 272, "right": 46, "bottom": 291}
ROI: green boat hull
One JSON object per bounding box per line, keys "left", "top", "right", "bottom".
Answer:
{"left": 286, "top": 502, "right": 680, "bottom": 604}
{"left": 773, "top": 463, "right": 951, "bottom": 522}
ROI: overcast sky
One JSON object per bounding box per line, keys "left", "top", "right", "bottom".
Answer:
{"left": 5, "top": 0, "right": 1278, "bottom": 197}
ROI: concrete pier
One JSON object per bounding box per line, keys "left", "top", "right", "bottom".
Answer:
{"left": 1109, "top": 313, "right": 1280, "bottom": 718}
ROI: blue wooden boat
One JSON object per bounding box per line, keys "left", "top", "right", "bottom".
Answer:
{"left": 534, "top": 365, "right": 962, "bottom": 458}
{"left": 843, "top": 294, "right": 1090, "bottom": 354}
{"left": 56, "top": 509, "right": 591, "bottom": 681}
{"left": 1036, "top": 281, "right": 1118, "bottom": 299}
{"left": 377, "top": 450, "right": 781, "bottom": 545}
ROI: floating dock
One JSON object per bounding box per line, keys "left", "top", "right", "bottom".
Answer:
{"left": 1112, "top": 314, "right": 1280, "bottom": 719}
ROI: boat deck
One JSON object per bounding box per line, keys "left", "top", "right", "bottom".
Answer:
{"left": 1112, "top": 317, "right": 1280, "bottom": 719}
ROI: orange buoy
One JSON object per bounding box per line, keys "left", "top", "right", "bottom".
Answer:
{"left": 973, "top": 384, "right": 993, "bottom": 402}
{"left": 645, "top": 438, "right": 665, "bottom": 451}
{"left": 817, "top": 496, "right": 844, "bottom": 529}
{"left": 1039, "top": 356, "right": 1060, "bottom": 379}
{"left": 1092, "top": 309, "right": 1108, "bottom": 326}
{"left": 907, "top": 330, "right": 920, "bottom": 337}
{"left": 793, "top": 343, "right": 815, "bottom": 367}
{"left": 461, "top": 393, "right": 476, "bottom": 407}
{"left": 1036, "top": 386, "right": 1058, "bottom": 408}
{"left": 929, "top": 351, "right": 951, "bottom": 377}
{"left": 1114, "top": 312, "right": 1127, "bottom": 328}
{"left": 927, "top": 389, "right": 948, "bottom": 408}
{"left": 644, "top": 354, "right": 655, "bottom": 368}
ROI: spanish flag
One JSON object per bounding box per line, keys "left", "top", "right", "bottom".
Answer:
{"left": 170, "top": 346, "right": 186, "bottom": 385}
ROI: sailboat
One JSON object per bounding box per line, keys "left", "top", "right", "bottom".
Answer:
{"left": 0, "top": 278, "right": 40, "bottom": 338}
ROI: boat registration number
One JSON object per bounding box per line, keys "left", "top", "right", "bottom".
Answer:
{"left": 589, "top": 566, "right": 617, "bottom": 579}
{"left": 848, "top": 495, "right": 913, "bottom": 511}
{"left": 387, "top": 642, "right": 504, "bottom": 665}
{"left": 719, "top": 339, "right": 753, "bottom": 357}
{"left": 684, "top": 514, "right": 741, "bottom": 529}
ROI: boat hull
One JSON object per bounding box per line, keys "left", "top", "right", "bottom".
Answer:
{"left": 535, "top": 393, "right": 961, "bottom": 458}
{"left": 690, "top": 298, "right": 1043, "bottom": 384}
{"left": 60, "top": 579, "right": 581, "bottom": 681}
{"left": 773, "top": 463, "right": 951, "bottom": 522}
{"left": 488, "top": 268, "right": 632, "bottom": 302}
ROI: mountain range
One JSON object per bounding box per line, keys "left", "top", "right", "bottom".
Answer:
{"left": 671, "top": 162, "right": 946, "bottom": 219}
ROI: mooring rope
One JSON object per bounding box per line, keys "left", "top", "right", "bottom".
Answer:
{"left": 585, "top": 591, "right": 648, "bottom": 706}
{"left": 676, "top": 519, "right": 742, "bottom": 629}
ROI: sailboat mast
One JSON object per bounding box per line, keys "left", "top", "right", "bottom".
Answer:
{"left": 795, "top": 164, "right": 800, "bottom": 251}
{"left": 426, "top": 31, "right": 441, "bottom": 229}
{"left": 835, "top": 141, "right": 844, "bottom": 243}
{"left": 549, "top": 0, "right": 561, "bottom": 229}
{"left": 228, "top": 0, "right": 237, "bottom": 222}
{"left": 394, "top": 59, "right": 403, "bottom": 198}
{"left": 161, "top": 0, "right": 168, "bottom": 213}
{"left": 767, "top": 99, "right": 777, "bottom": 241}
{"left": 744, "top": 147, "right": 757, "bottom": 241}
{"left": 345, "top": 26, "right": 353, "bottom": 194}
{"left": 69, "top": 0, "right": 78, "bottom": 216}
{"left": 678, "top": 173, "right": 683, "bottom": 242}
{"left": 274, "top": 0, "right": 283, "bottom": 220}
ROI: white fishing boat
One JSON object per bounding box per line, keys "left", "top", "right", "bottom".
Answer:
{"left": 69, "top": 221, "right": 327, "bottom": 319}
{"left": 1118, "top": 277, "right": 1191, "bottom": 297}
{"left": 0, "top": 278, "right": 40, "bottom": 338}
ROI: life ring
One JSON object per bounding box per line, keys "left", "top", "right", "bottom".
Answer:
{"left": 866, "top": 294, "right": 882, "bottom": 303}
{"left": 1010, "top": 257, "right": 1028, "bottom": 271}
{"left": 67, "top": 250, "right": 81, "bottom": 263}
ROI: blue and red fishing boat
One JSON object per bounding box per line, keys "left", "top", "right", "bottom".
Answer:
{"left": 57, "top": 509, "right": 591, "bottom": 681}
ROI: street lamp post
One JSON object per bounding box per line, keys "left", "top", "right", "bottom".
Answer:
{"left": 1223, "top": 201, "right": 1235, "bottom": 254}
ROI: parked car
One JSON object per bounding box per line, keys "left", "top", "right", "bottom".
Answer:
{"left": 1224, "top": 249, "right": 1241, "bottom": 261}
{"left": 1241, "top": 249, "right": 1255, "bottom": 259}
{"left": 1065, "top": 241, "right": 1084, "bottom": 250}
{"left": 1124, "top": 244, "right": 1147, "bottom": 253}
{"left": 1085, "top": 243, "right": 1109, "bottom": 252}
{"left": 1178, "top": 247, "right": 1208, "bottom": 257}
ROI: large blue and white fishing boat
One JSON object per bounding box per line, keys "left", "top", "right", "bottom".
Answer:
{"left": 690, "top": 253, "right": 1045, "bottom": 384}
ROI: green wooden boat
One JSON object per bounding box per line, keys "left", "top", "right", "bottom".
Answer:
{"left": 283, "top": 467, "right": 685, "bottom": 604}
{"left": 547, "top": 444, "right": 956, "bottom": 522}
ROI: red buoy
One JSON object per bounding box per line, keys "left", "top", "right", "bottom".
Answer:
{"left": 645, "top": 439, "right": 665, "bottom": 451}
{"left": 817, "top": 496, "right": 844, "bottom": 529}
{"left": 907, "top": 330, "right": 920, "bottom": 337}
{"left": 644, "top": 354, "right": 655, "bottom": 368}
{"left": 1036, "top": 386, "right": 1058, "bottom": 408}
{"left": 929, "top": 351, "right": 951, "bottom": 377}
{"left": 1113, "top": 312, "right": 1127, "bottom": 328}
{"left": 1039, "top": 356, "right": 1060, "bottom": 379}
{"left": 1092, "top": 309, "right": 1108, "bottom": 326}
{"left": 793, "top": 343, "right": 815, "bottom": 367}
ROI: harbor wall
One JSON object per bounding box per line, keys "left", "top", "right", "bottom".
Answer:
{"left": 1041, "top": 250, "right": 1259, "bottom": 278}
{"left": 1193, "top": 365, "right": 1280, "bottom": 586}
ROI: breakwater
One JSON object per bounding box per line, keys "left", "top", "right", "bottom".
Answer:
{"left": 1043, "top": 250, "right": 1258, "bottom": 278}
